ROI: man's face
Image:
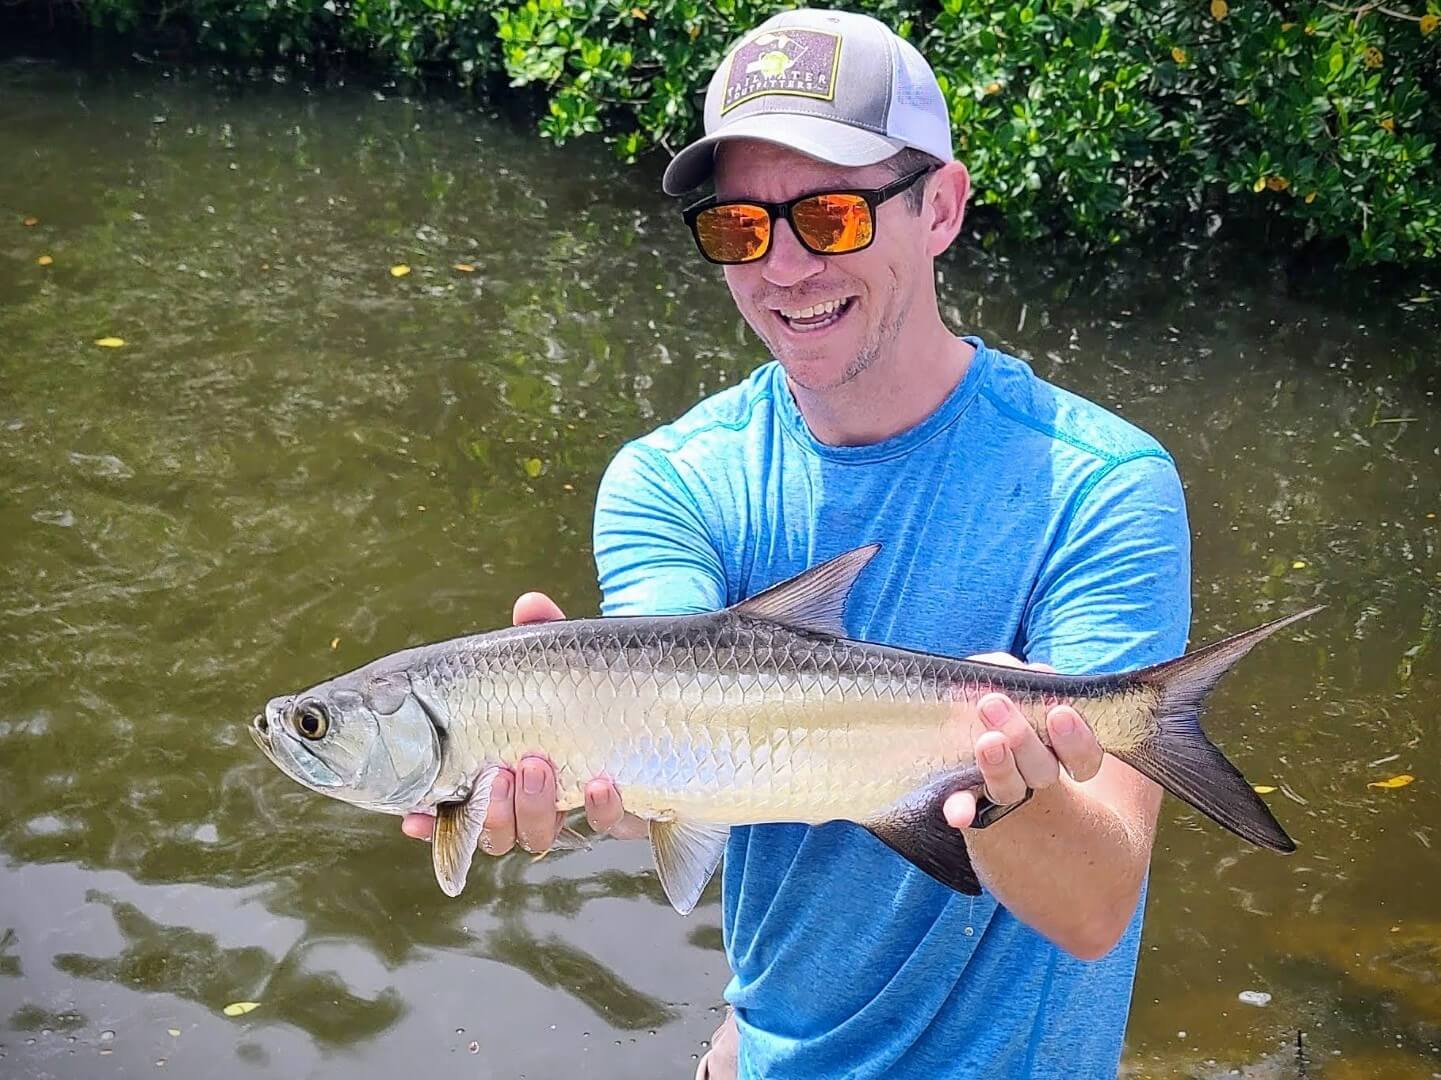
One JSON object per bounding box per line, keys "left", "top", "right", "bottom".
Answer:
{"left": 712, "top": 140, "right": 932, "bottom": 393}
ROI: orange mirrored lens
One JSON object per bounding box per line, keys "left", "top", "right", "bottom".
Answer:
{"left": 792, "top": 194, "right": 873, "bottom": 253}
{"left": 696, "top": 204, "right": 771, "bottom": 263}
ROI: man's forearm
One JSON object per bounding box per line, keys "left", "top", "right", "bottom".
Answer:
{"left": 964, "top": 759, "right": 1162, "bottom": 961}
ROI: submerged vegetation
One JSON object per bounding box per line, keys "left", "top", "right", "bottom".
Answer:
{"left": 14, "top": 0, "right": 1441, "bottom": 264}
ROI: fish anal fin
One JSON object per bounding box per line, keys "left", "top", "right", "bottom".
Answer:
{"left": 863, "top": 768, "right": 985, "bottom": 896}
{"left": 731, "top": 544, "right": 881, "bottom": 636}
{"left": 648, "top": 817, "right": 730, "bottom": 915}
{"left": 432, "top": 766, "right": 501, "bottom": 897}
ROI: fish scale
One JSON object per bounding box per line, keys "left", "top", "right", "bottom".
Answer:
{"left": 252, "top": 543, "right": 1313, "bottom": 913}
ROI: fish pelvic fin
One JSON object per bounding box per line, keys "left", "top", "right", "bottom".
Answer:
{"left": 432, "top": 765, "right": 502, "bottom": 897}
{"left": 731, "top": 543, "right": 881, "bottom": 636}
{"left": 862, "top": 767, "right": 984, "bottom": 896}
{"left": 1115, "top": 606, "right": 1324, "bottom": 855}
{"left": 648, "top": 817, "right": 730, "bottom": 915}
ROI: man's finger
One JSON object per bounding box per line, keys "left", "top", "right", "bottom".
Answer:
{"left": 975, "top": 729, "right": 1028, "bottom": 805}
{"left": 1047, "top": 705, "right": 1104, "bottom": 782}
{"left": 943, "top": 789, "right": 977, "bottom": 830}
{"left": 584, "top": 779, "right": 650, "bottom": 840}
{"left": 978, "top": 693, "right": 1059, "bottom": 792}
{"left": 402, "top": 811, "right": 435, "bottom": 840}
{"left": 514, "top": 592, "right": 565, "bottom": 625}
{"left": 515, "top": 755, "right": 559, "bottom": 853}
{"left": 481, "top": 770, "right": 517, "bottom": 855}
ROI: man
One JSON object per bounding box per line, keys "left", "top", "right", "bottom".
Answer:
{"left": 406, "top": 9, "right": 1190, "bottom": 1077}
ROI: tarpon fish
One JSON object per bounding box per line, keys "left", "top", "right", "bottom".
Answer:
{"left": 251, "top": 544, "right": 1315, "bottom": 914}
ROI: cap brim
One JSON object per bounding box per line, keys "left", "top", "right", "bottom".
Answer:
{"left": 661, "top": 113, "right": 907, "bottom": 196}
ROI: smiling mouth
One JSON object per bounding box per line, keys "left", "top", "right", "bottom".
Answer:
{"left": 775, "top": 296, "right": 854, "bottom": 333}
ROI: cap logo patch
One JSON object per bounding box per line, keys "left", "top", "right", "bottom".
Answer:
{"left": 720, "top": 28, "right": 842, "bottom": 114}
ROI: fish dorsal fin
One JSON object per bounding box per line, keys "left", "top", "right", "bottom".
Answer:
{"left": 648, "top": 817, "right": 730, "bottom": 915}
{"left": 732, "top": 544, "right": 881, "bottom": 636}
{"left": 862, "top": 766, "right": 986, "bottom": 896}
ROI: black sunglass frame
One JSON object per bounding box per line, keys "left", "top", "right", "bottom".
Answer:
{"left": 680, "top": 165, "right": 938, "bottom": 265}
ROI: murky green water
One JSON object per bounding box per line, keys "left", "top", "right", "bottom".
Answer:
{"left": 2, "top": 46, "right": 1439, "bottom": 1080}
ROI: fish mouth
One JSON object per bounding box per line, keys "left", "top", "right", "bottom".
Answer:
{"left": 249, "top": 714, "right": 278, "bottom": 762}
{"left": 249, "top": 710, "right": 344, "bottom": 790}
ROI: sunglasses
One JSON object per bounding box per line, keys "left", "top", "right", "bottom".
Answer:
{"left": 681, "top": 166, "right": 937, "bottom": 265}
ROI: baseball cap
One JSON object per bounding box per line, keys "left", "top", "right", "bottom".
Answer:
{"left": 661, "top": 8, "right": 954, "bottom": 196}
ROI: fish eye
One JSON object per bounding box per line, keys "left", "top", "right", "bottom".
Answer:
{"left": 295, "top": 702, "right": 329, "bottom": 741}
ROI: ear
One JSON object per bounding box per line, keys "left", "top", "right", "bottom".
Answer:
{"left": 924, "top": 161, "right": 971, "bottom": 259}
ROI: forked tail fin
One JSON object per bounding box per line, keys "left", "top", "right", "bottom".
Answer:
{"left": 1111, "top": 606, "right": 1325, "bottom": 854}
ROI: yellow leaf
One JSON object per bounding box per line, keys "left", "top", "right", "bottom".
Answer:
{"left": 1368, "top": 774, "right": 1415, "bottom": 790}
{"left": 1364, "top": 47, "right": 1383, "bottom": 69}
{"left": 523, "top": 457, "right": 543, "bottom": 478}
{"left": 1265, "top": 175, "right": 1290, "bottom": 192}
{"left": 688, "top": 24, "right": 699, "bottom": 39}
{"left": 167, "top": 1029, "right": 181, "bottom": 1038}
{"left": 1305, "top": 191, "right": 1317, "bottom": 204}
{"left": 330, "top": 637, "right": 340, "bottom": 650}
{"left": 222, "top": 1002, "right": 260, "bottom": 1017}
{"left": 1281, "top": 21, "right": 1295, "bottom": 30}
{"left": 1210, "top": 0, "right": 1228, "bottom": 20}
{"left": 22, "top": 216, "right": 38, "bottom": 227}
{"left": 453, "top": 263, "right": 476, "bottom": 273}
{"left": 1422, "top": 14, "right": 1439, "bottom": 35}
{"left": 390, "top": 264, "right": 411, "bottom": 278}
{"left": 37, "top": 255, "right": 53, "bottom": 266}
{"left": 1171, "top": 47, "right": 1187, "bottom": 64}
{"left": 1380, "top": 117, "right": 1396, "bottom": 133}
{"left": 94, "top": 337, "right": 126, "bottom": 348}
{"left": 1291, "top": 560, "right": 1307, "bottom": 569}
{"left": 984, "top": 81, "right": 1002, "bottom": 95}
{"left": 630, "top": 6, "right": 647, "bottom": 17}
{"left": 1252, "top": 176, "right": 1267, "bottom": 193}
{"left": 1253, "top": 785, "right": 1278, "bottom": 794}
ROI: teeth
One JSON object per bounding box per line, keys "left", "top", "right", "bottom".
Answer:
{"left": 780, "top": 299, "right": 844, "bottom": 320}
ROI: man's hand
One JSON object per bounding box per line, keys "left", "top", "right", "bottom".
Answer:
{"left": 942, "top": 652, "right": 1105, "bottom": 831}
{"left": 400, "top": 591, "right": 647, "bottom": 854}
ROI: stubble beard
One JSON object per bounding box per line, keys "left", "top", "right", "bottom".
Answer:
{"left": 785, "top": 285, "right": 911, "bottom": 394}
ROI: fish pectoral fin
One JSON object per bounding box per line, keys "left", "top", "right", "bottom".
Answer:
{"left": 551, "top": 825, "right": 592, "bottom": 852}
{"left": 730, "top": 543, "right": 880, "bottom": 635}
{"left": 648, "top": 817, "right": 730, "bottom": 916}
{"left": 432, "top": 765, "right": 502, "bottom": 898}
{"left": 862, "top": 768, "right": 986, "bottom": 896}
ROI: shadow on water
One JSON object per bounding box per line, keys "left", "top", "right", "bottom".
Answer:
{"left": 0, "top": 41, "right": 1438, "bottom": 1080}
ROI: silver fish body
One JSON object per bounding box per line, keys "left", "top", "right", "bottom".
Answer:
{"left": 252, "top": 544, "right": 1313, "bottom": 913}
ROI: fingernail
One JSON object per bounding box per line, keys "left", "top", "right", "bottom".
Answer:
{"left": 1052, "top": 711, "right": 1075, "bottom": 737}
{"left": 981, "top": 697, "right": 1009, "bottom": 728}
{"left": 493, "top": 772, "right": 511, "bottom": 799}
{"left": 521, "top": 760, "right": 544, "bottom": 795}
{"left": 984, "top": 743, "right": 1006, "bottom": 765}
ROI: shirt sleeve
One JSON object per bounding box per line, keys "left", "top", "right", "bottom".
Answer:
{"left": 592, "top": 441, "right": 728, "bottom": 617}
{"left": 1020, "top": 452, "right": 1192, "bottom": 675}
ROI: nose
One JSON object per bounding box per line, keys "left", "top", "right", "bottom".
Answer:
{"left": 761, "top": 219, "right": 825, "bottom": 288}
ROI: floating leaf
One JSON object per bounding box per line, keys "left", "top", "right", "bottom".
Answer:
{"left": 330, "top": 637, "right": 340, "bottom": 650}
{"left": 1253, "top": 785, "right": 1278, "bottom": 795}
{"left": 389, "top": 264, "right": 411, "bottom": 278}
{"left": 167, "top": 1029, "right": 180, "bottom": 1038}
{"left": 22, "top": 216, "right": 38, "bottom": 227}
{"left": 1210, "top": 0, "right": 1228, "bottom": 20}
{"left": 37, "top": 255, "right": 53, "bottom": 266}
{"left": 1291, "top": 560, "right": 1307, "bottom": 569}
{"left": 222, "top": 1002, "right": 260, "bottom": 1017}
{"left": 1368, "top": 774, "right": 1415, "bottom": 790}
{"left": 94, "top": 337, "right": 126, "bottom": 348}
{"left": 523, "top": 457, "right": 543, "bottom": 478}
{"left": 452, "top": 263, "right": 476, "bottom": 273}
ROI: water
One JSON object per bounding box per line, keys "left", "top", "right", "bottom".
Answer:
{"left": 2, "top": 47, "right": 1439, "bottom": 1080}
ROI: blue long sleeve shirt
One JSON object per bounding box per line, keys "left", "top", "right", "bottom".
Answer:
{"left": 591, "top": 337, "right": 1191, "bottom": 1079}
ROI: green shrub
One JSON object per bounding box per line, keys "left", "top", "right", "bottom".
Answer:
{"left": 38, "top": 0, "right": 1441, "bottom": 264}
